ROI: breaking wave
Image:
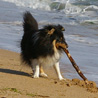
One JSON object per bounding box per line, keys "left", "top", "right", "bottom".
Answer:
{"left": 2, "top": 0, "right": 98, "bottom": 25}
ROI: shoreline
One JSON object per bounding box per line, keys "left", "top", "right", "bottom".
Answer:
{"left": 0, "top": 49, "right": 98, "bottom": 98}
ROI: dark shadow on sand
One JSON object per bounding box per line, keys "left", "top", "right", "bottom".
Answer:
{"left": 0, "top": 68, "right": 31, "bottom": 77}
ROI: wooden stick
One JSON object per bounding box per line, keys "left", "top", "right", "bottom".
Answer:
{"left": 56, "top": 43, "right": 88, "bottom": 83}
{"left": 63, "top": 48, "right": 88, "bottom": 81}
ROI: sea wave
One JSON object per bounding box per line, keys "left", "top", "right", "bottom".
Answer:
{"left": 2, "top": 0, "right": 98, "bottom": 13}
{"left": 2, "top": 0, "right": 98, "bottom": 25}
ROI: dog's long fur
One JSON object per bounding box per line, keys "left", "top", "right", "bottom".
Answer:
{"left": 20, "top": 11, "right": 68, "bottom": 79}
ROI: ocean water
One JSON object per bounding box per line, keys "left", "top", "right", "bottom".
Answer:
{"left": 0, "top": 0, "right": 98, "bottom": 84}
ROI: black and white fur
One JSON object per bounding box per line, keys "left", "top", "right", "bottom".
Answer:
{"left": 20, "top": 11, "right": 68, "bottom": 80}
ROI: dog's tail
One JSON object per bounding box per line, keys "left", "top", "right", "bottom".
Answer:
{"left": 21, "top": 11, "right": 38, "bottom": 66}
{"left": 23, "top": 11, "right": 38, "bottom": 33}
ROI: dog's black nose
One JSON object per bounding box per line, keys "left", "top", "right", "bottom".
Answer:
{"left": 66, "top": 42, "right": 68, "bottom": 48}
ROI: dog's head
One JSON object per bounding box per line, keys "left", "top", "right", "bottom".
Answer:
{"left": 43, "top": 24, "right": 68, "bottom": 50}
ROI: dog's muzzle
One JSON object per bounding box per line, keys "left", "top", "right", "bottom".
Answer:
{"left": 56, "top": 42, "right": 68, "bottom": 49}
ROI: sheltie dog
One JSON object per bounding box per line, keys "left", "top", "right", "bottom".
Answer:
{"left": 20, "top": 11, "right": 68, "bottom": 80}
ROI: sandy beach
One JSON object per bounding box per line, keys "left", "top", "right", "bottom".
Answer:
{"left": 0, "top": 49, "right": 98, "bottom": 98}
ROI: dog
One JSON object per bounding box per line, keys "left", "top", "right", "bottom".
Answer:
{"left": 20, "top": 11, "right": 68, "bottom": 80}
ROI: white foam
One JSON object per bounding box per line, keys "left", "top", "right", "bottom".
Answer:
{"left": 2, "top": 0, "right": 98, "bottom": 25}
{"left": 83, "top": 5, "right": 98, "bottom": 12}
{"left": 2, "top": 0, "right": 51, "bottom": 11}
{"left": 64, "top": 0, "right": 82, "bottom": 14}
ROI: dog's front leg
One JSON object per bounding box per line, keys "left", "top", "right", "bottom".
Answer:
{"left": 32, "top": 64, "right": 39, "bottom": 78}
{"left": 54, "top": 62, "right": 65, "bottom": 80}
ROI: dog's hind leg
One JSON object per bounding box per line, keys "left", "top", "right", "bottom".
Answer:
{"left": 39, "top": 65, "right": 48, "bottom": 77}
{"left": 32, "top": 60, "right": 39, "bottom": 78}
{"left": 54, "top": 62, "right": 65, "bottom": 80}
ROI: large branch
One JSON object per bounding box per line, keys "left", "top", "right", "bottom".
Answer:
{"left": 63, "top": 48, "right": 88, "bottom": 81}
{"left": 56, "top": 43, "right": 88, "bottom": 83}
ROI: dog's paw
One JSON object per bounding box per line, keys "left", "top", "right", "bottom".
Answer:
{"left": 40, "top": 73, "right": 48, "bottom": 78}
{"left": 59, "top": 77, "right": 66, "bottom": 81}
{"left": 32, "top": 75, "right": 39, "bottom": 78}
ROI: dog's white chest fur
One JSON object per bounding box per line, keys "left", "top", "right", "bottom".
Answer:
{"left": 38, "top": 50, "right": 61, "bottom": 66}
{"left": 32, "top": 50, "right": 61, "bottom": 67}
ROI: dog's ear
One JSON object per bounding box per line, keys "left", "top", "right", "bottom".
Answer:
{"left": 48, "top": 28, "right": 55, "bottom": 35}
{"left": 61, "top": 27, "right": 65, "bottom": 31}
{"left": 57, "top": 24, "right": 65, "bottom": 31}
